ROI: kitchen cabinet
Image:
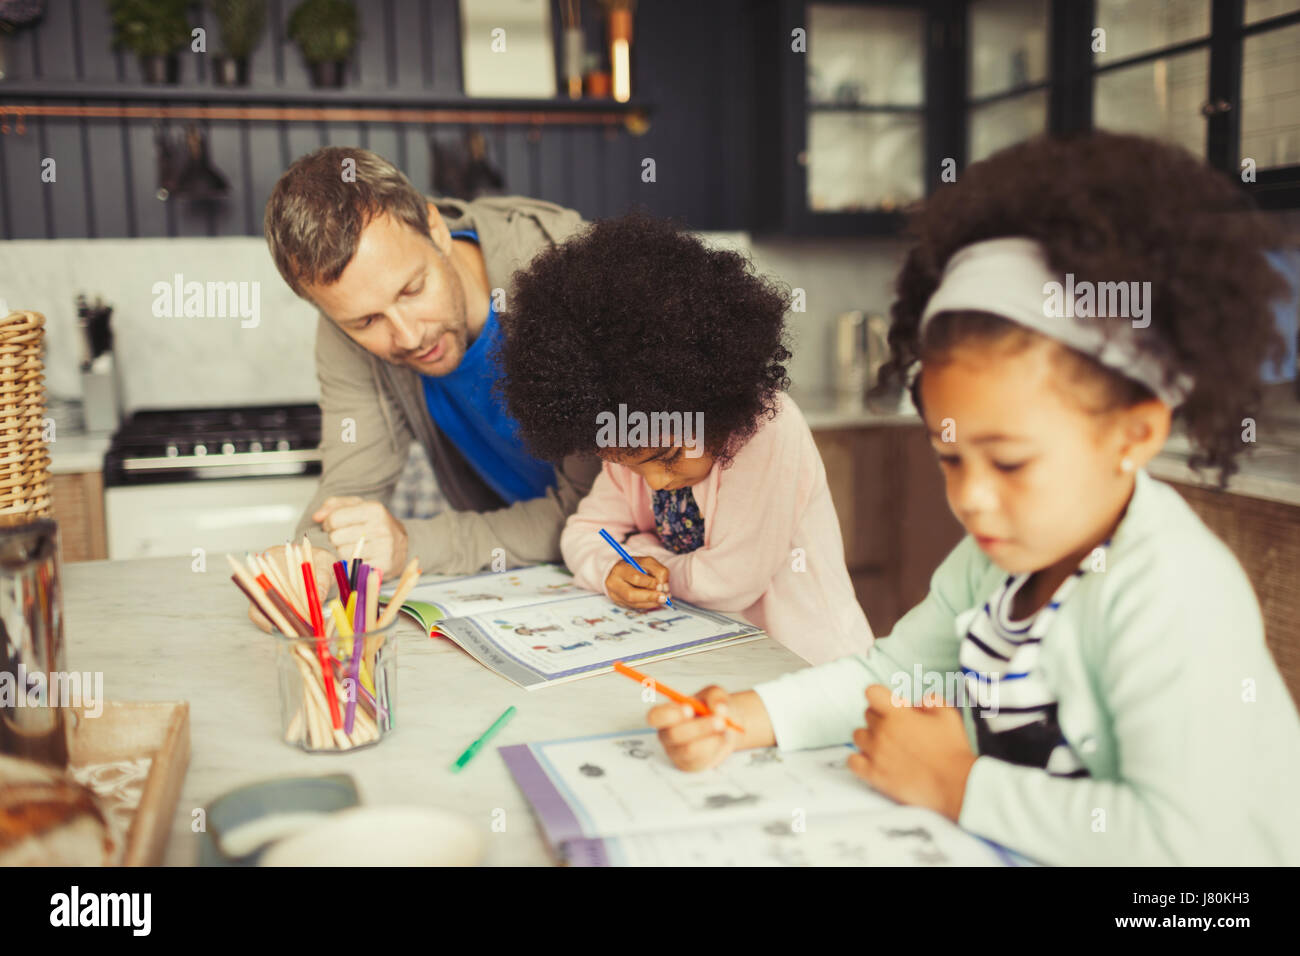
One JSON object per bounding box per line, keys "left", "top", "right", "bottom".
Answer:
{"left": 966, "top": 0, "right": 1051, "bottom": 161}
{"left": 812, "top": 423, "right": 965, "bottom": 632}
{"left": 1036, "top": 0, "right": 1300, "bottom": 207}
{"left": 966, "top": 0, "right": 1300, "bottom": 207}
{"left": 49, "top": 470, "right": 108, "bottom": 562}
{"left": 751, "top": 0, "right": 965, "bottom": 236}
{"left": 751, "top": 0, "right": 1300, "bottom": 237}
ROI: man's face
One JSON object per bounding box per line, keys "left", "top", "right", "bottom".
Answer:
{"left": 303, "top": 210, "right": 470, "bottom": 376}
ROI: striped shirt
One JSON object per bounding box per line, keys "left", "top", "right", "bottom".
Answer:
{"left": 958, "top": 544, "right": 1110, "bottom": 779}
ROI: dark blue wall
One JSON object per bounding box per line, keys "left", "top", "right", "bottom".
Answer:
{"left": 0, "top": 0, "right": 754, "bottom": 238}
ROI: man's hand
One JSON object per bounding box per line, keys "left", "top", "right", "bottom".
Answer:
{"left": 604, "top": 556, "right": 670, "bottom": 609}
{"left": 312, "top": 496, "right": 409, "bottom": 577}
{"left": 847, "top": 684, "right": 977, "bottom": 823}
{"left": 246, "top": 544, "right": 336, "bottom": 633}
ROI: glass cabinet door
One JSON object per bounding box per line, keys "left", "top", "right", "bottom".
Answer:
{"left": 1240, "top": 18, "right": 1300, "bottom": 170}
{"left": 967, "top": 0, "right": 1051, "bottom": 162}
{"left": 1091, "top": 0, "right": 1212, "bottom": 158}
{"left": 804, "top": 3, "right": 925, "bottom": 213}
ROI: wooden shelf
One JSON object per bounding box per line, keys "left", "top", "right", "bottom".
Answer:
{"left": 0, "top": 81, "right": 651, "bottom": 113}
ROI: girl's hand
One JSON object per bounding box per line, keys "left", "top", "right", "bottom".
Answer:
{"left": 848, "top": 684, "right": 978, "bottom": 823}
{"left": 647, "top": 685, "right": 738, "bottom": 771}
{"left": 605, "top": 556, "right": 670, "bottom": 609}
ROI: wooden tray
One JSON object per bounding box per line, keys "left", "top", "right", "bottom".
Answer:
{"left": 63, "top": 701, "right": 191, "bottom": 866}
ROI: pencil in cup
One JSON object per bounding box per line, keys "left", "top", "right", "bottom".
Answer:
{"left": 275, "top": 620, "right": 397, "bottom": 752}
{"left": 228, "top": 551, "right": 397, "bottom": 752}
{"left": 611, "top": 661, "right": 745, "bottom": 734}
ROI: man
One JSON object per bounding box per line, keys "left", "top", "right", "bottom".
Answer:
{"left": 246, "top": 147, "right": 598, "bottom": 629}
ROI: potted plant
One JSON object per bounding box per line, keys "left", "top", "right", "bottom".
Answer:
{"left": 0, "top": 0, "right": 47, "bottom": 82}
{"left": 209, "top": 0, "right": 265, "bottom": 86}
{"left": 287, "top": 0, "right": 357, "bottom": 89}
{"left": 109, "top": 0, "right": 192, "bottom": 84}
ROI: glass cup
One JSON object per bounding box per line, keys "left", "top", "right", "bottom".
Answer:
{"left": 275, "top": 622, "right": 397, "bottom": 753}
{"left": 0, "top": 518, "right": 69, "bottom": 769}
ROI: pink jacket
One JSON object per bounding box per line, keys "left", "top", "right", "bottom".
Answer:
{"left": 560, "top": 395, "right": 874, "bottom": 664}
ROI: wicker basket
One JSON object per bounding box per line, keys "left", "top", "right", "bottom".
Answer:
{"left": 0, "top": 311, "right": 51, "bottom": 520}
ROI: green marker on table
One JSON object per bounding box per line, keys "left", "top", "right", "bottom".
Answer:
{"left": 451, "top": 705, "right": 517, "bottom": 773}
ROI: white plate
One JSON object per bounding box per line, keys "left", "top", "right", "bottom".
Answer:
{"left": 258, "top": 806, "right": 484, "bottom": 867}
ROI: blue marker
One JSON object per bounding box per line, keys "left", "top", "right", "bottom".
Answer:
{"left": 598, "top": 528, "right": 674, "bottom": 608}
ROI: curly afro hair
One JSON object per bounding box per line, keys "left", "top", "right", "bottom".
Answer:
{"left": 496, "top": 210, "right": 792, "bottom": 467}
{"left": 881, "top": 130, "right": 1289, "bottom": 486}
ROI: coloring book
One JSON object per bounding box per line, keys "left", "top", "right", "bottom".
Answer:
{"left": 387, "top": 565, "right": 764, "bottom": 689}
{"left": 501, "top": 728, "right": 1023, "bottom": 866}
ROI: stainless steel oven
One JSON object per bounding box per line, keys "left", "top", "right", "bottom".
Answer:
{"left": 102, "top": 406, "right": 322, "bottom": 560}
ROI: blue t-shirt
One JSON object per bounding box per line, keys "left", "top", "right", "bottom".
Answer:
{"left": 420, "top": 230, "right": 555, "bottom": 505}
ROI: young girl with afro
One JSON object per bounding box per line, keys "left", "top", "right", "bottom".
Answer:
{"left": 496, "top": 212, "right": 874, "bottom": 665}
{"left": 641, "top": 131, "right": 1300, "bottom": 865}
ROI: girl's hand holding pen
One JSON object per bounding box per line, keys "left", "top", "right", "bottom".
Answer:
{"left": 647, "top": 684, "right": 739, "bottom": 771}
{"left": 605, "top": 555, "right": 670, "bottom": 609}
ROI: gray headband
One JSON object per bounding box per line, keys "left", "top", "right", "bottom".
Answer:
{"left": 918, "top": 237, "right": 1193, "bottom": 406}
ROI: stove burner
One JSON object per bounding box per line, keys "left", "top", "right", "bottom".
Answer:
{"left": 104, "top": 405, "right": 322, "bottom": 486}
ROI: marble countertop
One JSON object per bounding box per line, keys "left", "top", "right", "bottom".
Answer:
{"left": 62, "top": 556, "right": 808, "bottom": 866}
{"left": 49, "top": 433, "right": 111, "bottom": 475}
{"left": 793, "top": 387, "right": 1300, "bottom": 507}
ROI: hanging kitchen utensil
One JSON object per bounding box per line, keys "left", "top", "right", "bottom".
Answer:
{"left": 154, "top": 120, "right": 183, "bottom": 201}
{"left": 172, "top": 123, "right": 229, "bottom": 201}
{"left": 431, "top": 127, "right": 504, "bottom": 200}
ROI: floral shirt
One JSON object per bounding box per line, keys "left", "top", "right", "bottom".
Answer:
{"left": 651, "top": 486, "right": 706, "bottom": 554}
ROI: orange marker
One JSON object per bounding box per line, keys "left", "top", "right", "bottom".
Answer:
{"left": 612, "top": 661, "right": 744, "bottom": 734}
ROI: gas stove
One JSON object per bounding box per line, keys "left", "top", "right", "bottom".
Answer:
{"left": 104, "top": 405, "right": 322, "bottom": 486}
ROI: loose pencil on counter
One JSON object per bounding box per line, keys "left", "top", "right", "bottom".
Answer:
{"left": 451, "top": 705, "right": 517, "bottom": 773}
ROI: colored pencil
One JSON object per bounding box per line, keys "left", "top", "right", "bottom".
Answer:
{"left": 257, "top": 574, "right": 312, "bottom": 637}
{"left": 366, "top": 568, "right": 380, "bottom": 632}
{"left": 349, "top": 535, "right": 366, "bottom": 590}
{"left": 344, "top": 563, "right": 369, "bottom": 734}
{"left": 328, "top": 598, "right": 353, "bottom": 638}
{"left": 612, "top": 661, "right": 745, "bottom": 733}
{"left": 229, "top": 553, "right": 307, "bottom": 638}
{"left": 302, "top": 558, "right": 342, "bottom": 730}
{"left": 598, "top": 528, "right": 673, "bottom": 607}
{"left": 375, "top": 558, "right": 422, "bottom": 630}
{"left": 229, "top": 572, "right": 294, "bottom": 638}
{"left": 253, "top": 551, "right": 306, "bottom": 622}
{"left": 333, "top": 560, "right": 351, "bottom": 603}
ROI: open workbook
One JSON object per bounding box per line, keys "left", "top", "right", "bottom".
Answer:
{"left": 500, "top": 728, "right": 1025, "bottom": 866}
{"left": 385, "top": 564, "right": 764, "bottom": 689}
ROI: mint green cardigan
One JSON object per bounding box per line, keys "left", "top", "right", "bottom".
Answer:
{"left": 753, "top": 469, "right": 1300, "bottom": 865}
